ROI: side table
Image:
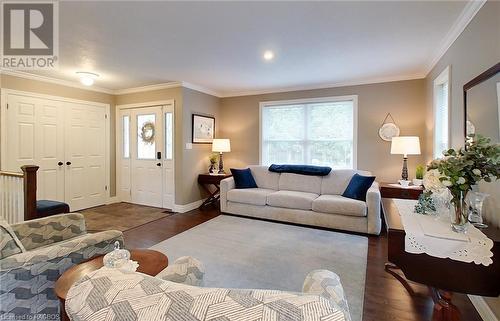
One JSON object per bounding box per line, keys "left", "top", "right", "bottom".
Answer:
{"left": 380, "top": 182, "right": 423, "bottom": 200}
{"left": 54, "top": 249, "right": 168, "bottom": 321}
{"left": 198, "top": 173, "right": 232, "bottom": 208}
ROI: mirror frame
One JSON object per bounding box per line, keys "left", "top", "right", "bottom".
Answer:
{"left": 463, "top": 62, "right": 500, "bottom": 141}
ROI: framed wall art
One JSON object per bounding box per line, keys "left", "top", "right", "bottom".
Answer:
{"left": 192, "top": 114, "right": 215, "bottom": 143}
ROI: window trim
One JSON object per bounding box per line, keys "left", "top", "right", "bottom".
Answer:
{"left": 433, "top": 66, "right": 451, "bottom": 159}
{"left": 259, "top": 95, "right": 358, "bottom": 169}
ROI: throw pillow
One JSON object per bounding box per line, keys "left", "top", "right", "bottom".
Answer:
{"left": 342, "top": 174, "right": 376, "bottom": 201}
{"left": 230, "top": 168, "right": 258, "bottom": 189}
{"left": 0, "top": 219, "right": 25, "bottom": 259}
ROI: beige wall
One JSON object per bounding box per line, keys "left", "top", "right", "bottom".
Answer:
{"left": 219, "top": 79, "right": 426, "bottom": 182}
{"left": 181, "top": 87, "right": 221, "bottom": 204}
{"left": 0, "top": 74, "right": 117, "bottom": 196}
{"left": 424, "top": 1, "right": 500, "bottom": 316}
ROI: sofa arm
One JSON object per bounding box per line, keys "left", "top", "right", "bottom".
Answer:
{"left": 0, "top": 230, "right": 122, "bottom": 318}
{"left": 220, "top": 177, "right": 235, "bottom": 212}
{"left": 366, "top": 182, "right": 381, "bottom": 235}
{"left": 11, "top": 213, "right": 87, "bottom": 251}
{"left": 156, "top": 256, "right": 204, "bottom": 286}
{"left": 302, "top": 270, "right": 351, "bottom": 321}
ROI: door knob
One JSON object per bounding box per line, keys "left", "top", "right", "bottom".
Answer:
{"left": 57, "top": 162, "right": 63, "bottom": 166}
{"left": 156, "top": 162, "right": 162, "bottom": 167}
{"left": 66, "top": 161, "right": 72, "bottom": 166}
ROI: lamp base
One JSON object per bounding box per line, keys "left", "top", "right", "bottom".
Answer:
{"left": 401, "top": 156, "right": 409, "bottom": 181}
{"left": 218, "top": 153, "right": 225, "bottom": 174}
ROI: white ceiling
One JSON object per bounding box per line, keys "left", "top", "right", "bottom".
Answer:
{"left": 26, "top": 1, "right": 471, "bottom": 96}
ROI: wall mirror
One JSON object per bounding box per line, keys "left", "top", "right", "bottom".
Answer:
{"left": 463, "top": 62, "right": 500, "bottom": 228}
{"left": 464, "top": 62, "right": 500, "bottom": 141}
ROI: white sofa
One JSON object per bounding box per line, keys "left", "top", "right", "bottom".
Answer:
{"left": 220, "top": 165, "right": 381, "bottom": 235}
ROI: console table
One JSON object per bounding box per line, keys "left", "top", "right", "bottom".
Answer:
{"left": 380, "top": 182, "right": 423, "bottom": 200}
{"left": 198, "top": 173, "right": 232, "bottom": 208}
{"left": 382, "top": 198, "right": 500, "bottom": 321}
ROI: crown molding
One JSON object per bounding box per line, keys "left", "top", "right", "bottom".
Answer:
{"left": 218, "top": 73, "right": 425, "bottom": 98}
{"left": 0, "top": 69, "right": 115, "bottom": 94}
{"left": 424, "top": 0, "right": 486, "bottom": 76}
{"left": 181, "top": 81, "right": 221, "bottom": 97}
{"left": 113, "top": 82, "right": 182, "bottom": 95}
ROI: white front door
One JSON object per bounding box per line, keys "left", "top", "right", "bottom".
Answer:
{"left": 130, "top": 106, "right": 164, "bottom": 207}
{"left": 118, "top": 104, "right": 175, "bottom": 209}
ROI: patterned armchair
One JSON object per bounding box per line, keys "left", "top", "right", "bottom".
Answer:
{"left": 65, "top": 257, "right": 351, "bottom": 321}
{"left": 0, "top": 213, "right": 123, "bottom": 320}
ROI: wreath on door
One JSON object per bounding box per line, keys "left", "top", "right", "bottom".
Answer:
{"left": 140, "top": 121, "right": 155, "bottom": 145}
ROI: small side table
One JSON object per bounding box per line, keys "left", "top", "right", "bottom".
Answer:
{"left": 380, "top": 182, "right": 423, "bottom": 200}
{"left": 198, "top": 173, "right": 232, "bottom": 208}
{"left": 54, "top": 249, "right": 168, "bottom": 321}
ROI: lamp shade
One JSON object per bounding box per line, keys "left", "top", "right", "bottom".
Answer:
{"left": 391, "top": 136, "right": 421, "bottom": 156}
{"left": 212, "top": 139, "right": 231, "bottom": 152}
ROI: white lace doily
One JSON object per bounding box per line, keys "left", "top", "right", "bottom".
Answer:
{"left": 393, "top": 199, "right": 494, "bottom": 266}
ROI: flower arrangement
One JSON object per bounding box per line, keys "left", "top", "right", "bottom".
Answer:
{"left": 414, "top": 192, "right": 436, "bottom": 215}
{"left": 425, "top": 135, "right": 500, "bottom": 232}
{"left": 208, "top": 153, "right": 219, "bottom": 173}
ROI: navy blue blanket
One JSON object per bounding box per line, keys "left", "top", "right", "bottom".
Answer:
{"left": 268, "top": 164, "right": 332, "bottom": 176}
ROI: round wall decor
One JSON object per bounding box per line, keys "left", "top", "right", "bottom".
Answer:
{"left": 140, "top": 121, "right": 155, "bottom": 144}
{"left": 378, "top": 113, "right": 400, "bottom": 141}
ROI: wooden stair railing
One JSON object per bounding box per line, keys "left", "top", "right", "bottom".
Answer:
{"left": 0, "top": 165, "right": 39, "bottom": 223}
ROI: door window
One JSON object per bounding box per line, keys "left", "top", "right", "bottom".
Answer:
{"left": 137, "top": 114, "right": 156, "bottom": 159}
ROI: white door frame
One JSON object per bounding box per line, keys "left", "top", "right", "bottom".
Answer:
{"left": 116, "top": 100, "right": 175, "bottom": 209}
{"left": 0, "top": 88, "right": 112, "bottom": 202}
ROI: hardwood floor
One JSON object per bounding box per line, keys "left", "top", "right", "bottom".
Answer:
{"left": 109, "top": 203, "right": 482, "bottom": 321}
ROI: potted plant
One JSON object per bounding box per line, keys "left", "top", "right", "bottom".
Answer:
{"left": 413, "top": 164, "right": 424, "bottom": 186}
{"left": 426, "top": 135, "right": 500, "bottom": 232}
{"left": 208, "top": 153, "right": 218, "bottom": 174}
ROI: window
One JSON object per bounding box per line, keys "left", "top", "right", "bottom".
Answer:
{"left": 260, "top": 96, "right": 357, "bottom": 169}
{"left": 137, "top": 114, "right": 156, "bottom": 159}
{"left": 165, "top": 112, "right": 173, "bottom": 160}
{"left": 122, "top": 115, "right": 130, "bottom": 158}
{"left": 433, "top": 66, "right": 450, "bottom": 159}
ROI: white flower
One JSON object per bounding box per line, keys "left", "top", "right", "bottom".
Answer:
{"left": 472, "top": 169, "right": 481, "bottom": 176}
{"left": 423, "top": 169, "right": 445, "bottom": 192}
{"left": 442, "top": 180, "right": 453, "bottom": 187}
{"left": 457, "top": 177, "right": 466, "bottom": 184}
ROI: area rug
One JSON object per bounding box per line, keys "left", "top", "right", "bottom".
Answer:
{"left": 151, "top": 215, "right": 367, "bottom": 321}
{"left": 80, "top": 202, "right": 175, "bottom": 232}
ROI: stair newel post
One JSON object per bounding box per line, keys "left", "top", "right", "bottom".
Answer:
{"left": 21, "top": 165, "right": 39, "bottom": 221}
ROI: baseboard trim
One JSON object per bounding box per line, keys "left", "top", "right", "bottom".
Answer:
{"left": 469, "top": 295, "right": 498, "bottom": 321}
{"left": 174, "top": 200, "right": 203, "bottom": 213}
{"left": 106, "top": 196, "right": 120, "bottom": 205}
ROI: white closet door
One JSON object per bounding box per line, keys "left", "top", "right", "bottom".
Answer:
{"left": 5, "top": 94, "right": 65, "bottom": 201}
{"left": 65, "top": 103, "right": 107, "bottom": 211}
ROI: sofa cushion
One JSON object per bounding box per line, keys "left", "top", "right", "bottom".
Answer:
{"left": 249, "top": 165, "right": 280, "bottom": 190}
{"left": 227, "top": 188, "right": 276, "bottom": 206}
{"left": 321, "top": 169, "right": 371, "bottom": 195}
{"left": 230, "top": 168, "right": 258, "bottom": 189}
{"left": 279, "top": 173, "right": 322, "bottom": 194}
{"left": 267, "top": 190, "right": 319, "bottom": 210}
{"left": 312, "top": 195, "right": 367, "bottom": 217}
{"left": 342, "top": 174, "right": 376, "bottom": 201}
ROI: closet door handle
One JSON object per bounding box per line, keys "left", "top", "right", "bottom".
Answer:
{"left": 66, "top": 161, "right": 72, "bottom": 166}
{"left": 156, "top": 162, "right": 162, "bottom": 167}
{"left": 57, "top": 161, "right": 63, "bottom": 166}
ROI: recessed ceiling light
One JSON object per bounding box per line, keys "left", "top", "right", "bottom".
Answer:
{"left": 76, "top": 72, "right": 99, "bottom": 86}
{"left": 263, "top": 50, "right": 274, "bottom": 61}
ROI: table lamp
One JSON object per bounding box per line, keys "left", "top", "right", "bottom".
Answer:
{"left": 391, "top": 136, "right": 421, "bottom": 181}
{"left": 212, "top": 139, "right": 231, "bottom": 174}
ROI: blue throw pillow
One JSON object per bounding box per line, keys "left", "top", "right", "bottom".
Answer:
{"left": 230, "top": 168, "right": 258, "bottom": 189}
{"left": 342, "top": 174, "right": 376, "bottom": 201}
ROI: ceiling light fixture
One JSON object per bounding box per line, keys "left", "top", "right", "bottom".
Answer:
{"left": 76, "top": 72, "right": 99, "bottom": 86}
{"left": 263, "top": 50, "right": 274, "bottom": 61}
